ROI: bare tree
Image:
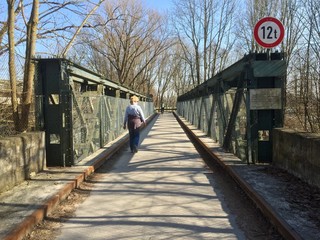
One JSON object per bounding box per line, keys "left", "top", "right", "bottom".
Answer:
{"left": 1, "top": 1, "right": 85, "bottom": 57}
{"left": 207, "top": 0, "right": 236, "bottom": 77}
{"left": 6, "top": 0, "right": 20, "bottom": 130}
{"left": 286, "top": 0, "right": 320, "bottom": 132}
{"left": 2, "top": 0, "right": 107, "bottom": 132}
{"left": 154, "top": 51, "right": 176, "bottom": 108}
{"left": 236, "top": 0, "right": 302, "bottom": 59}
{"left": 236, "top": 0, "right": 282, "bottom": 52}
{"left": 279, "top": 0, "right": 303, "bottom": 119}
{"left": 19, "top": 0, "right": 39, "bottom": 131}
{"left": 280, "top": 0, "right": 303, "bottom": 63}
{"left": 61, "top": 0, "right": 105, "bottom": 58}
{"left": 170, "top": 43, "right": 193, "bottom": 97}
{"left": 1, "top": 1, "right": 22, "bottom": 56}
{"left": 85, "top": 0, "right": 170, "bottom": 93}
{"left": 172, "top": 0, "right": 236, "bottom": 87}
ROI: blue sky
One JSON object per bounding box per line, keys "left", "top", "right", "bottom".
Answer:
{"left": 144, "top": 0, "right": 173, "bottom": 12}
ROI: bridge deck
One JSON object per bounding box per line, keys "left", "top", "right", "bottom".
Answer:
{"left": 0, "top": 113, "right": 318, "bottom": 240}
{"left": 56, "top": 113, "right": 245, "bottom": 239}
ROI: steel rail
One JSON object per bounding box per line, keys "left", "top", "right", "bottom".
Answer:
{"left": 173, "top": 112, "right": 303, "bottom": 240}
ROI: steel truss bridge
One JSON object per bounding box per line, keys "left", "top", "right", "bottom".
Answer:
{"left": 177, "top": 52, "right": 286, "bottom": 164}
{"left": 34, "top": 52, "right": 286, "bottom": 166}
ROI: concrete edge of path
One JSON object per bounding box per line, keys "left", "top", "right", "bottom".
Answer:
{"left": 3, "top": 113, "right": 158, "bottom": 240}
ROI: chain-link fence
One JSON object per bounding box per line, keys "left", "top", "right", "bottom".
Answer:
{"left": 177, "top": 52, "right": 286, "bottom": 164}
{"left": 177, "top": 89, "right": 247, "bottom": 161}
{"left": 34, "top": 58, "right": 154, "bottom": 166}
{"left": 0, "top": 53, "right": 14, "bottom": 136}
{"left": 72, "top": 92, "right": 154, "bottom": 163}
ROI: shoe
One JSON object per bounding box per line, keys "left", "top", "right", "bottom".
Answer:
{"left": 133, "top": 146, "right": 138, "bottom": 153}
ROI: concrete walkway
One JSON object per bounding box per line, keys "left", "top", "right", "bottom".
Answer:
{"left": 56, "top": 113, "right": 245, "bottom": 240}
{"left": 2, "top": 113, "right": 317, "bottom": 240}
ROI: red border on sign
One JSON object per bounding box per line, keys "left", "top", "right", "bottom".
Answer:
{"left": 254, "top": 17, "right": 285, "bottom": 48}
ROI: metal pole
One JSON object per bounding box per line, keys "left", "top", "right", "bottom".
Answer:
{"left": 246, "top": 87, "right": 252, "bottom": 165}
{"left": 245, "top": 62, "right": 253, "bottom": 165}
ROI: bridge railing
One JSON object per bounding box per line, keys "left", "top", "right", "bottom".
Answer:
{"left": 177, "top": 52, "right": 286, "bottom": 163}
{"left": 71, "top": 94, "right": 154, "bottom": 164}
{"left": 35, "top": 58, "right": 154, "bottom": 166}
{"left": 177, "top": 89, "right": 247, "bottom": 157}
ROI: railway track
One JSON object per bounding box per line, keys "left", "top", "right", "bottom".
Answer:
{"left": 173, "top": 112, "right": 303, "bottom": 240}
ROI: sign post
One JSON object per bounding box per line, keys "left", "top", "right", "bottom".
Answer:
{"left": 249, "top": 17, "right": 285, "bottom": 163}
{"left": 254, "top": 17, "right": 285, "bottom": 48}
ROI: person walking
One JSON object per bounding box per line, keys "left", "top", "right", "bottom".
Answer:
{"left": 123, "top": 95, "right": 146, "bottom": 153}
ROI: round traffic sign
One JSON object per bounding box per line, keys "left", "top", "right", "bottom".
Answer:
{"left": 254, "top": 17, "right": 285, "bottom": 48}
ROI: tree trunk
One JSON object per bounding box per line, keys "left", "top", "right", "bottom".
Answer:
{"left": 21, "top": 0, "right": 39, "bottom": 132}
{"left": 7, "top": 0, "right": 20, "bottom": 131}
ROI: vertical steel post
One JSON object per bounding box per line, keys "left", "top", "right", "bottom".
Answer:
{"left": 245, "top": 67, "right": 252, "bottom": 164}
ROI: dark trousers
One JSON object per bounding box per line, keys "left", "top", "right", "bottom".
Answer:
{"left": 129, "top": 128, "right": 140, "bottom": 151}
{"left": 127, "top": 115, "right": 141, "bottom": 152}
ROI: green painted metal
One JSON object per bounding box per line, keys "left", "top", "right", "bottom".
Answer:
{"left": 177, "top": 52, "right": 286, "bottom": 164}
{"left": 35, "top": 58, "right": 154, "bottom": 167}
